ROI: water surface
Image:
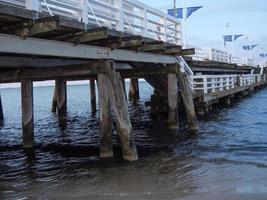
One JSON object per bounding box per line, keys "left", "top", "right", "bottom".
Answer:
{"left": 0, "top": 82, "right": 267, "bottom": 199}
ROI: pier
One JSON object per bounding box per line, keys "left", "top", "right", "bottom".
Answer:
{"left": 0, "top": 0, "right": 266, "bottom": 161}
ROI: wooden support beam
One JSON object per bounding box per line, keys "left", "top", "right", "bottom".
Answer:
{"left": 21, "top": 79, "right": 34, "bottom": 148}
{"left": 128, "top": 78, "right": 139, "bottom": 104}
{"left": 98, "top": 74, "right": 113, "bottom": 158}
{"left": 176, "top": 64, "right": 199, "bottom": 131}
{"left": 137, "top": 44, "right": 166, "bottom": 52}
{"left": 0, "top": 93, "right": 3, "bottom": 121}
{"left": 0, "top": 16, "right": 60, "bottom": 37}
{"left": 168, "top": 73, "right": 179, "bottom": 129}
{"left": 106, "top": 37, "right": 143, "bottom": 49}
{"left": 105, "top": 61, "right": 138, "bottom": 161}
{"left": 0, "top": 62, "right": 107, "bottom": 83}
{"left": 89, "top": 79, "right": 96, "bottom": 114}
{"left": 55, "top": 79, "right": 67, "bottom": 125}
{"left": 162, "top": 46, "right": 182, "bottom": 55}
{"left": 67, "top": 27, "right": 109, "bottom": 43}
{"left": 51, "top": 84, "right": 57, "bottom": 113}
{"left": 180, "top": 48, "right": 195, "bottom": 56}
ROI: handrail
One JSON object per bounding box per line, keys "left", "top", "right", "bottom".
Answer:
{"left": 191, "top": 74, "right": 266, "bottom": 95}
{"left": 0, "top": 0, "right": 182, "bottom": 45}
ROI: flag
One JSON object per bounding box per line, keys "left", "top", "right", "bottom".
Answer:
{"left": 251, "top": 44, "right": 258, "bottom": 50}
{"left": 167, "top": 8, "right": 183, "bottom": 19}
{"left": 260, "top": 54, "right": 265, "bottom": 57}
{"left": 243, "top": 45, "right": 251, "bottom": 50}
{"left": 234, "top": 34, "right": 243, "bottom": 41}
{"left": 223, "top": 35, "right": 233, "bottom": 47}
{"left": 186, "top": 6, "right": 203, "bottom": 18}
{"left": 243, "top": 45, "right": 258, "bottom": 50}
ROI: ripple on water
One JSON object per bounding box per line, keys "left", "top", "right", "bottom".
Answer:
{"left": 0, "top": 84, "right": 267, "bottom": 198}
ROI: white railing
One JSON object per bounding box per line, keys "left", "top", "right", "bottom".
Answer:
{"left": 192, "top": 74, "right": 266, "bottom": 95}
{"left": 0, "top": 0, "right": 182, "bottom": 45}
{"left": 188, "top": 46, "right": 254, "bottom": 66}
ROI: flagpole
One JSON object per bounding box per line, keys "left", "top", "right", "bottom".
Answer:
{"left": 173, "top": 0, "right": 177, "bottom": 40}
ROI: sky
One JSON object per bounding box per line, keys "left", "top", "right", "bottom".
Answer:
{"left": 141, "top": 0, "right": 267, "bottom": 64}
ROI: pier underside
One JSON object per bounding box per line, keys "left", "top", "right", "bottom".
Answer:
{"left": 0, "top": 3, "right": 266, "bottom": 161}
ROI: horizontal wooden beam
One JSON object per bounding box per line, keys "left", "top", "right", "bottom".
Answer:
{"left": 180, "top": 48, "right": 195, "bottom": 56}
{"left": 0, "top": 16, "right": 60, "bottom": 37}
{"left": 0, "top": 62, "right": 109, "bottom": 82}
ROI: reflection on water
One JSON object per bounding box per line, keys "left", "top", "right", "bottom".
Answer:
{"left": 0, "top": 82, "right": 267, "bottom": 199}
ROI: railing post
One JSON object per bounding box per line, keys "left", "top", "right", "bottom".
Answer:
{"left": 203, "top": 76, "right": 208, "bottom": 94}
{"left": 160, "top": 16, "right": 167, "bottom": 43}
{"left": 141, "top": 8, "right": 148, "bottom": 36}
{"left": 80, "top": 0, "right": 89, "bottom": 25}
{"left": 115, "top": 0, "right": 124, "bottom": 32}
{"left": 25, "top": 0, "right": 41, "bottom": 11}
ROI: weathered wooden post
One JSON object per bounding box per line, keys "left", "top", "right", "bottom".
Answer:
{"left": 51, "top": 84, "right": 57, "bottom": 113}
{"left": 0, "top": 93, "right": 3, "bottom": 121}
{"left": 98, "top": 74, "right": 113, "bottom": 158}
{"left": 176, "top": 64, "right": 199, "bottom": 131}
{"left": 105, "top": 61, "right": 138, "bottom": 161}
{"left": 55, "top": 79, "right": 67, "bottom": 125}
{"left": 168, "top": 73, "right": 179, "bottom": 129}
{"left": 90, "top": 79, "right": 97, "bottom": 114}
{"left": 128, "top": 78, "right": 139, "bottom": 104}
{"left": 21, "top": 79, "right": 34, "bottom": 148}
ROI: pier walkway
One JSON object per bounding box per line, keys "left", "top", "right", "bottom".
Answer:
{"left": 0, "top": 0, "right": 266, "bottom": 161}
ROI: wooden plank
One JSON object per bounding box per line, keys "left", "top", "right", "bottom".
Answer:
{"left": 67, "top": 27, "right": 109, "bottom": 43}
{"left": 0, "top": 16, "right": 60, "bottom": 37}
{"left": 180, "top": 48, "right": 195, "bottom": 56}
{"left": 0, "top": 62, "right": 108, "bottom": 82}
{"left": 98, "top": 73, "right": 113, "bottom": 158}
{"left": 137, "top": 44, "right": 166, "bottom": 52}
{"left": 105, "top": 61, "right": 138, "bottom": 161}
{"left": 21, "top": 79, "right": 34, "bottom": 148}
{"left": 162, "top": 45, "right": 182, "bottom": 55}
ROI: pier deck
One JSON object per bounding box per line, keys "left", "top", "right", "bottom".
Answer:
{"left": 0, "top": 1, "right": 266, "bottom": 161}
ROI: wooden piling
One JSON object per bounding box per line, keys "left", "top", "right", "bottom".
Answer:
{"left": 128, "top": 78, "right": 139, "bottom": 104}
{"left": 167, "top": 73, "right": 179, "bottom": 129}
{"left": 51, "top": 84, "right": 57, "bottom": 113}
{"left": 105, "top": 61, "right": 138, "bottom": 161}
{"left": 55, "top": 79, "right": 67, "bottom": 125}
{"left": 90, "top": 79, "right": 97, "bottom": 114}
{"left": 121, "top": 78, "right": 127, "bottom": 100}
{"left": 98, "top": 74, "right": 113, "bottom": 158}
{"left": 21, "top": 79, "right": 34, "bottom": 148}
{"left": 176, "top": 64, "right": 199, "bottom": 131}
{"left": 0, "top": 93, "right": 3, "bottom": 121}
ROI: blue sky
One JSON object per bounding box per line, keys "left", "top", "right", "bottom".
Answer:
{"left": 141, "top": 0, "right": 267, "bottom": 63}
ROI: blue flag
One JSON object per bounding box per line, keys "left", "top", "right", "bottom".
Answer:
{"left": 186, "top": 6, "right": 203, "bottom": 18}
{"left": 251, "top": 44, "right": 258, "bottom": 50}
{"left": 223, "top": 35, "right": 233, "bottom": 47}
{"left": 168, "top": 8, "right": 183, "bottom": 19}
{"left": 234, "top": 34, "right": 243, "bottom": 41}
{"left": 243, "top": 45, "right": 251, "bottom": 50}
{"left": 243, "top": 45, "right": 258, "bottom": 50}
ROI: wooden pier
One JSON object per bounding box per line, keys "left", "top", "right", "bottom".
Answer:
{"left": 0, "top": 1, "right": 266, "bottom": 161}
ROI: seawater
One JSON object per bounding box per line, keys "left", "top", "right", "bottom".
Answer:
{"left": 0, "top": 82, "right": 267, "bottom": 199}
